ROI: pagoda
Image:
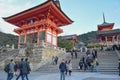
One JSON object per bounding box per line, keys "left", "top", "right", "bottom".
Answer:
{"left": 3, "top": 0, "right": 73, "bottom": 48}
{"left": 97, "top": 14, "right": 120, "bottom": 45}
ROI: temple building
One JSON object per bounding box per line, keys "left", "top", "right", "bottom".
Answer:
{"left": 3, "top": 0, "right": 73, "bottom": 48}
{"left": 61, "top": 34, "right": 77, "bottom": 48}
{"left": 97, "top": 14, "right": 120, "bottom": 45}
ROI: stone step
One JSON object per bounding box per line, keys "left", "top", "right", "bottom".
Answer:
{"left": 36, "top": 50, "right": 119, "bottom": 74}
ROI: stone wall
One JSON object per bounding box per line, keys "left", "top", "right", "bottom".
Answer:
{"left": 30, "top": 46, "right": 66, "bottom": 71}
{"left": 16, "top": 44, "right": 66, "bottom": 71}
{"left": 0, "top": 41, "right": 66, "bottom": 71}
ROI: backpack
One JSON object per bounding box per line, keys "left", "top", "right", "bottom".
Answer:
{"left": 4, "top": 64, "right": 9, "bottom": 73}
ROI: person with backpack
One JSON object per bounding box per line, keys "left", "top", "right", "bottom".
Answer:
{"left": 6, "top": 59, "right": 15, "bottom": 80}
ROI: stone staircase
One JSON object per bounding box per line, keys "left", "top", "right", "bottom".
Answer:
{"left": 0, "top": 49, "right": 19, "bottom": 62}
{"left": 0, "top": 49, "right": 19, "bottom": 70}
{"left": 36, "top": 50, "right": 119, "bottom": 75}
{"left": 36, "top": 52, "right": 69, "bottom": 73}
{"left": 97, "top": 51, "right": 119, "bottom": 74}
{"left": 36, "top": 52, "right": 86, "bottom": 73}
{"left": 70, "top": 51, "right": 119, "bottom": 74}
{"left": 0, "top": 48, "right": 119, "bottom": 75}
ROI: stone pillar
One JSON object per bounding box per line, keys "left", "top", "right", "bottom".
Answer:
{"left": 112, "top": 36, "right": 115, "bottom": 42}
{"left": 11, "top": 44, "right": 14, "bottom": 49}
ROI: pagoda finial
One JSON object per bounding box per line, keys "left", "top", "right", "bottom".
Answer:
{"left": 54, "top": 0, "right": 61, "bottom": 9}
{"left": 103, "top": 13, "right": 106, "bottom": 23}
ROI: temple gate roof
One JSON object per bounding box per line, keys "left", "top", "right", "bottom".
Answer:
{"left": 3, "top": 0, "right": 73, "bottom": 27}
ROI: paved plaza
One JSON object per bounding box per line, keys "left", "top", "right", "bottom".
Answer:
{"left": 0, "top": 71, "right": 120, "bottom": 80}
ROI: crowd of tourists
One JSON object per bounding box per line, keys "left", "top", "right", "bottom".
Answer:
{"left": 4, "top": 58, "right": 31, "bottom": 80}
{"left": 78, "top": 49, "right": 99, "bottom": 72}
{"left": 59, "top": 49, "right": 99, "bottom": 80}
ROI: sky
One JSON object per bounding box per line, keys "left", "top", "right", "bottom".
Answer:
{"left": 0, "top": 0, "right": 120, "bottom": 36}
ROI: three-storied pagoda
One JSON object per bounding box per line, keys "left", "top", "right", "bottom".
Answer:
{"left": 3, "top": 0, "right": 73, "bottom": 48}
{"left": 97, "top": 14, "right": 120, "bottom": 45}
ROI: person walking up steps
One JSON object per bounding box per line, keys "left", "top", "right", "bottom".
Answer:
{"left": 75, "top": 50, "right": 78, "bottom": 59}
{"left": 55, "top": 56, "right": 58, "bottom": 65}
{"left": 59, "top": 59, "right": 66, "bottom": 80}
{"left": 71, "top": 50, "right": 73, "bottom": 59}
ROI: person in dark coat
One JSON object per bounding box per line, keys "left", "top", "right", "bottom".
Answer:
{"left": 16, "top": 58, "right": 24, "bottom": 80}
{"left": 75, "top": 50, "right": 78, "bottom": 59}
{"left": 83, "top": 62, "right": 88, "bottom": 71}
{"left": 86, "top": 50, "right": 90, "bottom": 56}
{"left": 92, "top": 50, "right": 95, "bottom": 59}
{"left": 55, "top": 56, "right": 58, "bottom": 65}
{"left": 14, "top": 61, "right": 19, "bottom": 76}
{"left": 82, "top": 56, "right": 85, "bottom": 64}
{"left": 23, "top": 58, "right": 31, "bottom": 80}
{"left": 118, "top": 59, "right": 120, "bottom": 76}
{"left": 59, "top": 59, "right": 66, "bottom": 80}
{"left": 79, "top": 60, "right": 83, "bottom": 70}
{"left": 71, "top": 50, "right": 73, "bottom": 59}
{"left": 7, "top": 59, "right": 15, "bottom": 80}
{"left": 94, "top": 49, "right": 97, "bottom": 58}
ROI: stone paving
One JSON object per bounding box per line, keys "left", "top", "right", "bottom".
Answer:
{"left": 0, "top": 71, "right": 120, "bottom": 80}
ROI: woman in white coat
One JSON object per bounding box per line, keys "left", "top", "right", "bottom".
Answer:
{"left": 67, "top": 60, "right": 72, "bottom": 76}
